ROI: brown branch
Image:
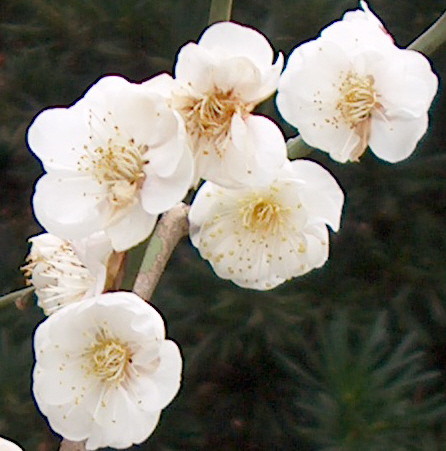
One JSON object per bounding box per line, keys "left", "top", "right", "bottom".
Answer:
{"left": 59, "top": 439, "right": 86, "bottom": 451}
{"left": 133, "top": 202, "right": 190, "bottom": 301}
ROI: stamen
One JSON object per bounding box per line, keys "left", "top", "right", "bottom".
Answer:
{"left": 84, "top": 335, "right": 132, "bottom": 383}
{"left": 337, "top": 73, "right": 377, "bottom": 126}
{"left": 77, "top": 119, "right": 148, "bottom": 209}
{"left": 174, "top": 88, "right": 253, "bottom": 157}
{"left": 238, "top": 195, "right": 290, "bottom": 235}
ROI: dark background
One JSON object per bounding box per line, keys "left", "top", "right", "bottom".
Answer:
{"left": 0, "top": 1, "right": 445, "bottom": 450}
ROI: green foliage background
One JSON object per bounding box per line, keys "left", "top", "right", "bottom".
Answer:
{"left": 0, "top": 0, "right": 445, "bottom": 450}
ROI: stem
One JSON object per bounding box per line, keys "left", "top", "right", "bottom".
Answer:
{"left": 133, "top": 203, "right": 190, "bottom": 302}
{"left": 59, "top": 440, "right": 86, "bottom": 451}
{"left": 208, "top": 0, "right": 233, "bottom": 25}
{"left": 286, "top": 135, "right": 314, "bottom": 160}
{"left": 0, "top": 286, "right": 34, "bottom": 309}
{"left": 408, "top": 11, "right": 446, "bottom": 55}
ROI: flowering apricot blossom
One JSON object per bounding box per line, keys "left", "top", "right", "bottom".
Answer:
{"left": 146, "top": 21, "right": 286, "bottom": 187}
{"left": 33, "top": 292, "right": 182, "bottom": 450}
{"left": 28, "top": 75, "right": 194, "bottom": 251}
{"left": 189, "top": 159, "right": 344, "bottom": 290}
{"left": 276, "top": 2, "right": 438, "bottom": 163}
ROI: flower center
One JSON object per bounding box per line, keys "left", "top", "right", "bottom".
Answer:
{"left": 239, "top": 195, "right": 289, "bottom": 235}
{"left": 337, "top": 73, "right": 377, "bottom": 126}
{"left": 78, "top": 137, "right": 148, "bottom": 208}
{"left": 85, "top": 336, "right": 131, "bottom": 383}
{"left": 175, "top": 88, "right": 252, "bottom": 156}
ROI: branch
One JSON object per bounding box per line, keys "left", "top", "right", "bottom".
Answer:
{"left": 133, "top": 203, "right": 190, "bottom": 302}
{"left": 59, "top": 440, "right": 87, "bottom": 451}
{"left": 286, "top": 135, "right": 314, "bottom": 160}
{"left": 408, "top": 11, "right": 446, "bottom": 55}
{"left": 208, "top": 0, "right": 233, "bottom": 25}
{"left": 0, "top": 286, "right": 34, "bottom": 309}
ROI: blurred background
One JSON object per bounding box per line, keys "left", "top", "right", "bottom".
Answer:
{"left": 0, "top": 0, "right": 445, "bottom": 449}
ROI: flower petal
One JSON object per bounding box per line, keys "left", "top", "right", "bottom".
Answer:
{"left": 198, "top": 22, "right": 275, "bottom": 73}
{"left": 105, "top": 201, "right": 158, "bottom": 251}
{"left": 27, "top": 105, "right": 89, "bottom": 172}
{"left": 32, "top": 174, "right": 106, "bottom": 240}
{"left": 287, "top": 160, "right": 344, "bottom": 231}
{"left": 369, "top": 113, "right": 428, "bottom": 162}
{"left": 174, "top": 43, "right": 216, "bottom": 92}
{"left": 217, "top": 114, "right": 286, "bottom": 188}
{"left": 374, "top": 49, "right": 438, "bottom": 117}
{"left": 141, "top": 143, "right": 193, "bottom": 214}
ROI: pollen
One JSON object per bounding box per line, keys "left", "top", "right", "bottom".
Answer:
{"left": 238, "top": 194, "right": 290, "bottom": 235}
{"left": 337, "top": 72, "right": 377, "bottom": 126}
{"left": 174, "top": 88, "right": 253, "bottom": 157}
{"left": 77, "top": 123, "right": 148, "bottom": 209}
{"left": 83, "top": 331, "right": 132, "bottom": 384}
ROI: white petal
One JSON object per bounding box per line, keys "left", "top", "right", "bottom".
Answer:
{"left": 142, "top": 72, "right": 177, "bottom": 99}
{"left": 141, "top": 144, "right": 193, "bottom": 214}
{"left": 41, "top": 397, "right": 95, "bottom": 443}
{"left": 188, "top": 182, "right": 216, "bottom": 247}
{"left": 105, "top": 202, "right": 158, "bottom": 251}
{"left": 27, "top": 105, "right": 89, "bottom": 172}
{"left": 32, "top": 174, "right": 106, "bottom": 240}
{"left": 198, "top": 22, "right": 275, "bottom": 74}
{"left": 303, "top": 225, "right": 330, "bottom": 269}
{"left": 0, "top": 438, "right": 23, "bottom": 451}
{"left": 129, "top": 340, "right": 182, "bottom": 412}
{"left": 321, "top": 17, "right": 394, "bottom": 55}
{"left": 374, "top": 49, "right": 438, "bottom": 117}
{"left": 81, "top": 75, "right": 132, "bottom": 113}
{"left": 111, "top": 88, "right": 185, "bottom": 177}
{"left": 278, "top": 39, "right": 349, "bottom": 106}
{"left": 208, "top": 56, "right": 263, "bottom": 102}
{"left": 33, "top": 352, "right": 92, "bottom": 405}
{"left": 174, "top": 43, "right": 216, "bottom": 92}
{"left": 86, "top": 386, "right": 160, "bottom": 450}
{"left": 144, "top": 110, "right": 189, "bottom": 178}
{"left": 287, "top": 160, "right": 344, "bottom": 231}
{"left": 230, "top": 114, "right": 287, "bottom": 186}
{"left": 148, "top": 340, "right": 183, "bottom": 409}
{"left": 175, "top": 22, "right": 282, "bottom": 103}
{"left": 210, "top": 114, "right": 286, "bottom": 188}
{"left": 369, "top": 113, "right": 428, "bottom": 162}
{"left": 94, "top": 292, "right": 166, "bottom": 341}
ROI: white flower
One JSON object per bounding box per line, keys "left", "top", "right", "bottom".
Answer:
{"left": 0, "top": 437, "right": 23, "bottom": 451}
{"left": 28, "top": 75, "right": 194, "bottom": 251}
{"left": 189, "top": 159, "right": 344, "bottom": 290}
{"left": 146, "top": 21, "right": 286, "bottom": 187}
{"left": 276, "top": 2, "right": 438, "bottom": 163}
{"left": 33, "top": 291, "right": 182, "bottom": 450}
{"left": 22, "top": 232, "right": 111, "bottom": 315}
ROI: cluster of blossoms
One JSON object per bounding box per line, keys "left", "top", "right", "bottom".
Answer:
{"left": 23, "top": 2, "right": 437, "bottom": 450}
